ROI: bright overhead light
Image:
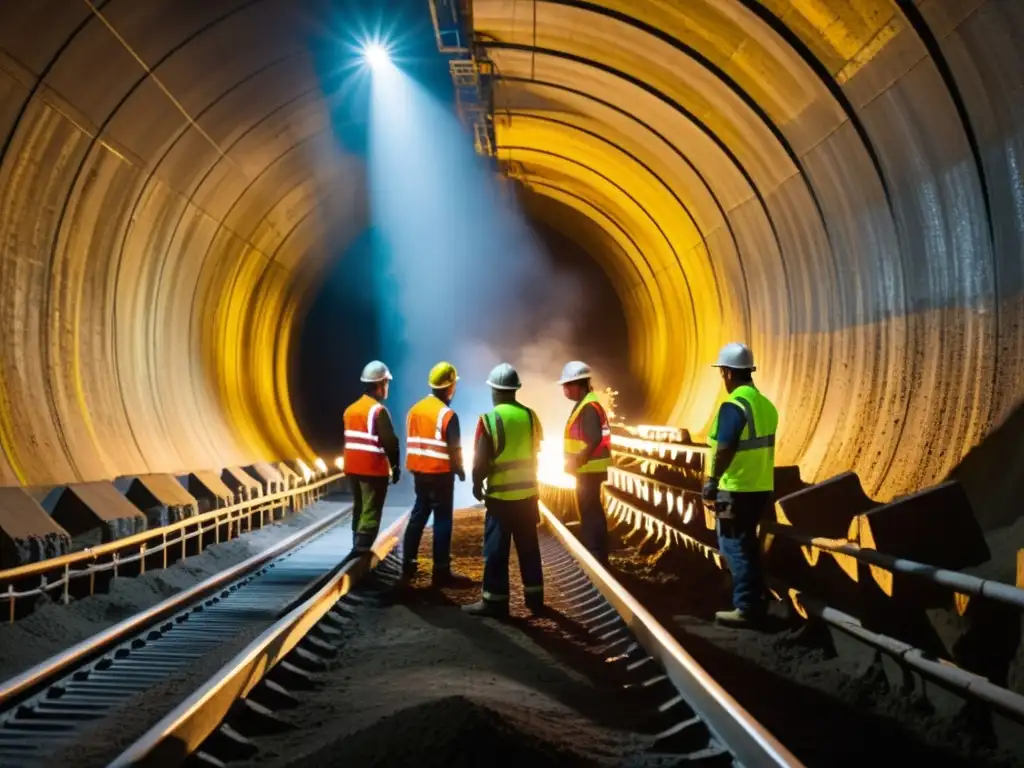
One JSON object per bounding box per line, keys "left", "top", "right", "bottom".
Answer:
{"left": 363, "top": 42, "right": 390, "bottom": 69}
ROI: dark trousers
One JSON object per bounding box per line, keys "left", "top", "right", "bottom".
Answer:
{"left": 715, "top": 491, "right": 771, "bottom": 615}
{"left": 575, "top": 472, "right": 608, "bottom": 564}
{"left": 403, "top": 472, "right": 455, "bottom": 574}
{"left": 350, "top": 475, "right": 389, "bottom": 553}
{"left": 482, "top": 497, "right": 544, "bottom": 604}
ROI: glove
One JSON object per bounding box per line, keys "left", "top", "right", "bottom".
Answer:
{"left": 702, "top": 477, "right": 719, "bottom": 507}
{"left": 472, "top": 484, "right": 484, "bottom": 502}
{"left": 391, "top": 467, "right": 401, "bottom": 485}
{"left": 455, "top": 468, "right": 466, "bottom": 482}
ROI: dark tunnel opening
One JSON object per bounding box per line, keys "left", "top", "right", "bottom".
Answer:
{"left": 292, "top": 206, "right": 641, "bottom": 458}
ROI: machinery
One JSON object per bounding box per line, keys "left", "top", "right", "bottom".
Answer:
{"left": 429, "top": 0, "right": 497, "bottom": 168}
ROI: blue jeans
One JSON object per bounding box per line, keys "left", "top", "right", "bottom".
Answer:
{"left": 715, "top": 491, "right": 770, "bottom": 615}
{"left": 575, "top": 472, "right": 608, "bottom": 564}
{"left": 403, "top": 473, "right": 454, "bottom": 574}
{"left": 482, "top": 497, "right": 544, "bottom": 604}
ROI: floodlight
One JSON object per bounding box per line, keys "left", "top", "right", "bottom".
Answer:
{"left": 364, "top": 42, "right": 390, "bottom": 69}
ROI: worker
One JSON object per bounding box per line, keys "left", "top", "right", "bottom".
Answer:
{"left": 342, "top": 360, "right": 401, "bottom": 557}
{"left": 702, "top": 343, "right": 778, "bottom": 627}
{"left": 402, "top": 361, "right": 468, "bottom": 586}
{"left": 559, "top": 361, "right": 612, "bottom": 565}
{"left": 463, "top": 363, "right": 545, "bottom": 617}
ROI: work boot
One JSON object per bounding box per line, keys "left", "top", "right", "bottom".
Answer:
{"left": 432, "top": 568, "right": 472, "bottom": 588}
{"left": 714, "top": 608, "right": 763, "bottom": 628}
{"left": 525, "top": 597, "right": 548, "bottom": 617}
{"left": 462, "top": 600, "right": 508, "bottom": 618}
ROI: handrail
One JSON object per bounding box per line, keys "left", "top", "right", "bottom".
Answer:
{"left": 108, "top": 511, "right": 409, "bottom": 767}
{"left": 540, "top": 502, "right": 801, "bottom": 767}
{"left": 778, "top": 581, "right": 1024, "bottom": 726}
{"left": 0, "top": 502, "right": 351, "bottom": 708}
{"left": 606, "top": 457, "right": 1024, "bottom": 614}
{"left": 766, "top": 523, "right": 1024, "bottom": 610}
{"left": 0, "top": 472, "right": 344, "bottom": 582}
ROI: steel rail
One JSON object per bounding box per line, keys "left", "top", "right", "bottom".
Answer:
{"left": 0, "top": 472, "right": 345, "bottom": 584}
{"left": 539, "top": 502, "right": 802, "bottom": 767}
{"left": 0, "top": 502, "right": 350, "bottom": 710}
{"left": 107, "top": 511, "right": 410, "bottom": 768}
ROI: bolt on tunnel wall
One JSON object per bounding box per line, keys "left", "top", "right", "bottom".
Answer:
{"left": 0, "top": 1, "right": 1022, "bottom": 535}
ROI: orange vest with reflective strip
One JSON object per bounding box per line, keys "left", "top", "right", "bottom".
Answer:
{"left": 406, "top": 395, "right": 454, "bottom": 474}
{"left": 343, "top": 395, "right": 391, "bottom": 477}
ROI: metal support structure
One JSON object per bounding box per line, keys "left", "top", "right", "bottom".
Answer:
{"left": 429, "top": 0, "right": 498, "bottom": 169}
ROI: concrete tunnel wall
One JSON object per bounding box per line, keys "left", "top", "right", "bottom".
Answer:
{"left": 473, "top": 0, "right": 1024, "bottom": 515}
{"left": 0, "top": 0, "right": 365, "bottom": 485}
{"left": 0, "top": 1, "right": 1022, "bottom": 526}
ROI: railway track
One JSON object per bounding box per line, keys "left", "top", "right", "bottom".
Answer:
{"left": 103, "top": 505, "right": 802, "bottom": 768}
{"left": 0, "top": 501, "right": 408, "bottom": 768}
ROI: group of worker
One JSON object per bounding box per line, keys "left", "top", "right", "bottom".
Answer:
{"left": 341, "top": 358, "right": 611, "bottom": 618}
{"left": 341, "top": 341, "right": 777, "bottom": 628}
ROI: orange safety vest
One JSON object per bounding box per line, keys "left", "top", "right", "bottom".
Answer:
{"left": 343, "top": 395, "right": 391, "bottom": 477}
{"left": 406, "top": 395, "right": 455, "bottom": 474}
{"left": 564, "top": 393, "right": 612, "bottom": 474}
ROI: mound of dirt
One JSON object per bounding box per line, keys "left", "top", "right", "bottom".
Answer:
{"left": 290, "top": 694, "right": 593, "bottom": 768}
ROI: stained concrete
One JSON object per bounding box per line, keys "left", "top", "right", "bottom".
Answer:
{"left": 188, "top": 470, "right": 235, "bottom": 513}
{"left": 51, "top": 482, "right": 147, "bottom": 549}
{"left": 125, "top": 474, "right": 199, "bottom": 528}
{"left": 247, "top": 463, "right": 286, "bottom": 495}
{"left": 0, "top": 487, "right": 71, "bottom": 569}
{"left": 221, "top": 466, "right": 262, "bottom": 500}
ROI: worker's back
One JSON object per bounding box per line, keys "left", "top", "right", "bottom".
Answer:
{"left": 343, "top": 394, "right": 390, "bottom": 477}
{"left": 482, "top": 401, "right": 540, "bottom": 501}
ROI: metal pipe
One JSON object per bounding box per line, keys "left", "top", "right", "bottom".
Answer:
{"left": 767, "top": 524, "right": 1024, "bottom": 610}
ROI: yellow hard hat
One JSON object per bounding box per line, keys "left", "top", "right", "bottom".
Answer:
{"left": 428, "top": 361, "right": 459, "bottom": 388}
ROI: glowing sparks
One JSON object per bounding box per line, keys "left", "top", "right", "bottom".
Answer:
{"left": 334, "top": 456, "right": 345, "bottom": 472}
{"left": 683, "top": 501, "right": 695, "bottom": 525}
{"left": 538, "top": 438, "right": 575, "bottom": 489}
{"left": 463, "top": 437, "right": 575, "bottom": 491}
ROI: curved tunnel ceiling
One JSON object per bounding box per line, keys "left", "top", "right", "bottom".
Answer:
{"left": 0, "top": 0, "right": 1020, "bottom": 516}
{"left": 475, "top": 0, "right": 1024, "bottom": 504}
{"left": 0, "top": 0, "right": 363, "bottom": 485}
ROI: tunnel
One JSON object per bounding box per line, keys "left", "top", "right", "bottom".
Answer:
{"left": 0, "top": 0, "right": 1022, "bottom": 533}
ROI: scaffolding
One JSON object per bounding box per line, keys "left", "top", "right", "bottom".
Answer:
{"left": 429, "top": 0, "right": 497, "bottom": 168}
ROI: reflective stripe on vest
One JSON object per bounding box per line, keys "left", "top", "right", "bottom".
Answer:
{"left": 706, "top": 384, "right": 778, "bottom": 493}
{"left": 406, "top": 395, "right": 454, "bottom": 474}
{"left": 343, "top": 395, "right": 391, "bottom": 477}
{"left": 484, "top": 403, "right": 539, "bottom": 501}
{"left": 564, "top": 392, "right": 612, "bottom": 474}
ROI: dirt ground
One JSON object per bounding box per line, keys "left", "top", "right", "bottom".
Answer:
{"left": 236, "top": 509, "right": 687, "bottom": 768}
{"left": 0, "top": 501, "right": 347, "bottom": 682}
{"left": 605, "top": 531, "right": 1019, "bottom": 767}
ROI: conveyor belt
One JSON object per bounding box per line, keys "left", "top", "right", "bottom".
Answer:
{"left": 0, "top": 502, "right": 406, "bottom": 768}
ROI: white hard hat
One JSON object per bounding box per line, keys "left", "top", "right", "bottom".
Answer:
{"left": 712, "top": 343, "right": 755, "bottom": 371}
{"left": 360, "top": 360, "right": 393, "bottom": 383}
{"left": 558, "top": 360, "right": 592, "bottom": 385}
{"left": 487, "top": 363, "right": 522, "bottom": 390}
